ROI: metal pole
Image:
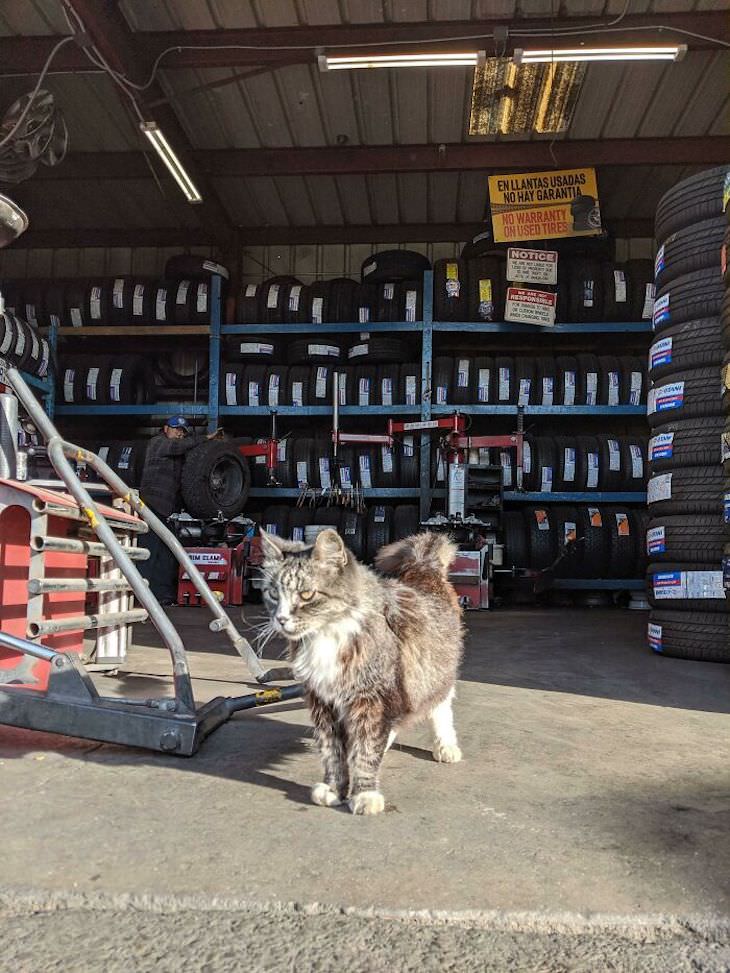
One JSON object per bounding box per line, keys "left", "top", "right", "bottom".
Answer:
{"left": 0, "top": 630, "right": 59, "bottom": 662}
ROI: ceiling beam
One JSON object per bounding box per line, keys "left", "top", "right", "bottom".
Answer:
{"left": 30, "top": 137, "right": 728, "bottom": 181}
{"left": 1, "top": 11, "right": 727, "bottom": 75}
{"left": 63, "top": 0, "right": 233, "bottom": 250}
{"left": 11, "top": 219, "right": 654, "bottom": 250}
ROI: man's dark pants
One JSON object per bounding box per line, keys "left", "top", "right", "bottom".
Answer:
{"left": 137, "top": 523, "right": 178, "bottom": 602}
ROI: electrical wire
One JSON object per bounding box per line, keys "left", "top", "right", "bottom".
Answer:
{"left": 0, "top": 34, "right": 76, "bottom": 150}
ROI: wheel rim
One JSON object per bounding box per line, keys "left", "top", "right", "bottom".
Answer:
{"left": 209, "top": 455, "right": 244, "bottom": 506}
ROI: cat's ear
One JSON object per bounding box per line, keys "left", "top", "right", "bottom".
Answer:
{"left": 259, "top": 528, "right": 285, "bottom": 562}
{"left": 311, "top": 528, "right": 347, "bottom": 570}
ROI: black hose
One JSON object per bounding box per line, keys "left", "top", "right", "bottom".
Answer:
{"left": 225, "top": 684, "right": 304, "bottom": 715}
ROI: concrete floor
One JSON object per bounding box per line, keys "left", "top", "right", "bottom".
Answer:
{"left": 1, "top": 607, "right": 729, "bottom": 969}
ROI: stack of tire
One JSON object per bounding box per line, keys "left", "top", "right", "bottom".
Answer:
{"left": 502, "top": 505, "right": 648, "bottom": 579}
{"left": 646, "top": 166, "right": 730, "bottom": 662}
{"left": 258, "top": 503, "right": 419, "bottom": 562}
{"left": 0, "top": 308, "right": 52, "bottom": 378}
{"left": 59, "top": 354, "right": 154, "bottom": 405}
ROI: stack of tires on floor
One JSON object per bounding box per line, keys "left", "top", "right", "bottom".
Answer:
{"left": 646, "top": 166, "right": 730, "bottom": 662}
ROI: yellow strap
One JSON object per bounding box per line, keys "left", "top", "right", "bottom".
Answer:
{"left": 255, "top": 688, "right": 282, "bottom": 705}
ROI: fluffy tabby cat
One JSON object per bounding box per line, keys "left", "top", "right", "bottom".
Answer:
{"left": 259, "top": 527, "right": 463, "bottom": 816}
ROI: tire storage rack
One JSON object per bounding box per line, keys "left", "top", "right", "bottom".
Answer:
{"left": 8, "top": 247, "right": 653, "bottom": 596}
{"left": 645, "top": 166, "right": 730, "bottom": 663}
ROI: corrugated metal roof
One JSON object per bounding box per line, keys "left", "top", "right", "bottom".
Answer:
{"left": 0, "top": 0, "right": 727, "bottom": 234}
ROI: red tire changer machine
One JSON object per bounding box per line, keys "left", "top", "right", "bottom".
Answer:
{"left": 332, "top": 378, "right": 524, "bottom": 609}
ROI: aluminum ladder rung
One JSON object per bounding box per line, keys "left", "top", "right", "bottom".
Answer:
{"left": 31, "top": 498, "right": 149, "bottom": 534}
{"left": 28, "top": 578, "right": 134, "bottom": 595}
{"left": 28, "top": 609, "right": 148, "bottom": 637}
{"left": 31, "top": 535, "right": 150, "bottom": 560}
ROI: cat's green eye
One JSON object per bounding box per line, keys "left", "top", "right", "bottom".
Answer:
{"left": 267, "top": 588, "right": 279, "bottom": 602}
{"left": 299, "top": 590, "right": 316, "bottom": 602}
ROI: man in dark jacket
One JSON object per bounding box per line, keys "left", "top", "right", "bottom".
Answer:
{"left": 138, "top": 415, "right": 214, "bottom": 604}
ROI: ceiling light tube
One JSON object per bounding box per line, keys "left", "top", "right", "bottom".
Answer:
{"left": 319, "top": 52, "right": 486, "bottom": 71}
{"left": 513, "top": 45, "right": 686, "bottom": 64}
{"left": 140, "top": 121, "right": 203, "bottom": 204}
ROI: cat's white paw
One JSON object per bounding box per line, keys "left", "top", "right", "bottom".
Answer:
{"left": 349, "top": 790, "right": 385, "bottom": 816}
{"left": 311, "top": 782, "right": 344, "bottom": 807}
{"left": 433, "top": 742, "right": 462, "bottom": 763}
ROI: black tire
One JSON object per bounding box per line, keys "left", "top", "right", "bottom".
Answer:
{"left": 236, "top": 283, "right": 262, "bottom": 324}
{"left": 220, "top": 364, "right": 245, "bottom": 406}
{"left": 355, "top": 445, "right": 378, "bottom": 490}
{"left": 240, "top": 364, "right": 267, "bottom": 407}
{"left": 452, "top": 355, "right": 474, "bottom": 406}
{"left": 576, "top": 354, "right": 600, "bottom": 406}
{"left": 309, "top": 363, "right": 335, "bottom": 406}
{"left": 473, "top": 356, "right": 494, "bottom": 405}
{"left": 431, "top": 356, "right": 453, "bottom": 407}
{"left": 106, "top": 441, "right": 144, "bottom": 488}
{"left": 647, "top": 561, "right": 728, "bottom": 613}
{"left": 494, "top": 356, "right": 514, "bottom": 405}
{"left": 152, "top": 280, "right": 176, "bottom": 325}
{"left": 648, "top": 318, "right": 722, "bottom": 382}
{"left": 354, "top": 365, "right": 377, "bottom": 406}
{"left": 524, "top": 505, "right": 557, "bottom": 570}
{"left": 647, "top": 465, "right": 725, "bottom": 516}
{"left": 340, "top": 509, "right": 365, "bottom": 559}
{"left": 156, "top": 348, "right": 209, "bottom": 390}
{"left": 288, "top": 365, "right": 311, "bottom": 408}
{"left": 314, "top": 506, "right": 342, "bottom": 530}
{"left": 598, "top": 355, "right": 622, "bottom": 407}
{"left": 16, "top": 280, "right": 44, "bottom": 329}
{"left": 648, "top": 367, "right": 724, "bottom": 428}
{"left": 433, "top": 258, "right": 468, "bottom": 321}
{"left": 169, "top": 278, "right": 210, "bottom": 326}
{"left": 335, "top": 446, "right": 357, "bottom": 491}
{"left": 105, "top": 278, "right": 155, "bottom": 326}
{"left": 515, "top": 357, "right": 535, "bottom": 407}
{"left": 534, "top": 356, "right": 558, "bottom": 406}
{"left": 392, "top": 504, "right": 420, "bottom": 541}
{"left": 42, "top": 279, "right": 67, "bottom": 328}
{"left": 106, "top": 355, "right": 153, "bottom": 405}
{"left": 552, "top": 505, "right": 581, "bottom": 578}
{"left": 164, "top": 254, "right": 229, "bottom": 281}
{"left": 375, "top": 441, "right": 400, "bottom": 489}
{"left": 653, "top": 268, "right": 723, "bottom": 332}
{"left": 81, "top": 359, "right": 113, "bottom": 405}
{"left": 292, "top": 438, "right": 315, "bottom": 489}
{"left": 502, "top": 510, "right": 529, "bottom": 569}
{"left": 225, "top": 337, "right": 279, "bottom": 363}
{"left": 365, "top": 505, "right": 393, "bottom": 562}
{"left": 259, "top": 276, "right": 301, "bottom": 325}
{"left": 288, "top": 506, "right": 312, "bottom": 543}
{"left": 398, "top": 436, "right": 419, "bottom": 488}
{"left": 261, "top": 505, "right": 291, "bottom": 539}
{"left": 604, "top": 507, "right": 637, "bottom": 578}
{"left": 59, "top": 360, "right": 86, "bottom": 404}
{"left": 265, "top": 364, "right": 290, "bottom": 407}
{"left": 460, "top": 229, "right": 498, "bottom": 261}
{"left": 619, "top": 436, "right": 648, "bottom": 491}
{"left": 376, "top": 364, "right": 400, "bottom": 407}
{"left": 282, "top": 281, "right": 310, "bottom": 324}
{"left": 625, "top": 260, "right": 655, "bottom": 322}
{"left": 620, "top": 356, "right": 646, "bottom": 406}
{"left": 568, "top": 258, "right": 603, "bottom": 322}
{"left": 398, "top": 280, "right": 423, "bottom": 324}
{"left": 646, "top": 515, "right": 726, "bottom": 564}
{"left": 346, "top": 336, "right": 409, "bottom": 365}
{"left": 523, "top": 436, "right": 557, "bottom": 493}
{"left": 248, "top": 437, "right": 271, "bottom": 488}
{"left": 312, "top": 441, "right": 335, "bottom": 492}
{"left": 575, "top": 505, "right": 610, "bottom": 578}
{"left": 287, "top": 339, "right": 341, "bottom": 365}
{"left": 467, "top": 255, "right": 505, "bottom": 322}
{"left": 63, "top": 280, "right": 88, "bottom": 328}
{"left": 375, "top": 280, "right": 400, "bottom": 323}
{"left": 327, "top": 278, "right": 359, "bottom": 323}
{"left": 555, "top": 355, "right": 579, "bottom": 406}
{"left": 601, "top": 262, "right": 632, "bottom": 322}
{"left": 181, "top": 441, "right": 251, "bottom": 519}
{"left": 597, "top": 435, "right": 624, "bottom": 491}
{"left": 648, "top": 417, "right": 724, "bottom": 471}
{"left": 632, "top": 509, "right": 651, "bottom": 577}
{"left": 655, "top": 166, "right": 729, "bottom": 243}
{"left": 360, "top": 249, "right": 430, "bottom": 283}
{"left": 575, "top": 435, "right": 601, "bottom": 492}
{"left": 648, "top": 610, "right": 730, "bottom": 663}
{"left": 656, "top": 217, "right": 726, "bottom": 289}
{"left": 355, "top": 283, "right": 380, "bottom": 325}
{"left": 554, "top": 436, "right": 579, "bottom": 491}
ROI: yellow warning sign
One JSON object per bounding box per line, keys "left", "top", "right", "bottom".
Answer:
{"left": 489, "top": 167, "right": 602, "bottom": 243}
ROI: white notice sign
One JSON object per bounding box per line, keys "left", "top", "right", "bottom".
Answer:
{"left": 506, "top": 247, "right": 558, "bottom": 285}
{"left": 504, "top": 287, "right": 556, "bottom": 327}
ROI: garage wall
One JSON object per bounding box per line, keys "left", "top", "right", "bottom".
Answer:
{"left": 0, "top": 239, "right": 654, "bottom": 283}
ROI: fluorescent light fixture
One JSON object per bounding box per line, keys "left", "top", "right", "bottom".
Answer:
{"left": 140, "top": 121, "right": 203, "bottom": 204}
{"left": 319, "top": 52, "right": 486, "bottom": 71}
{"left": 513, "top": 45, "right": 686, "bottom": 64}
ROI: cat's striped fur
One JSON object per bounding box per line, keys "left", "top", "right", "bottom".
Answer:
{"left": 259, "top": 528, "right": 463, "bottom": 815}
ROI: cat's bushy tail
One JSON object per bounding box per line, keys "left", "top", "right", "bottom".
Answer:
{"left": 374, "top": 531, "right": 456, "bottom": 581}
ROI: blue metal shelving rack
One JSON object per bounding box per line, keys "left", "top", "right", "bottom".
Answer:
{"left": 50, "top": 269, "right": 650, "bottom": 547}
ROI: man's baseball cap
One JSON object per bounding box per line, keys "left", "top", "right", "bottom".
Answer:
{"left": 166, "top": 415, "right": 190, "bottom": 429}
